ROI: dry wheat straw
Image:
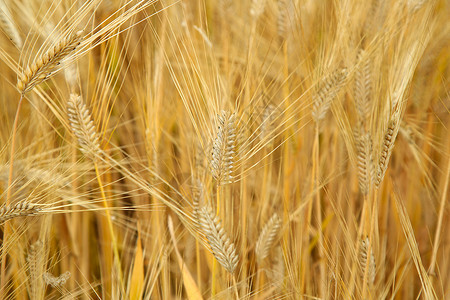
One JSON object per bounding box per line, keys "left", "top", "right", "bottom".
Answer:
{"left": 43, "top": 271, "right": 71, "bottom": 288}
{"left": 312, "top": 68, "right": 348, "bottom": 122}
{"left": 375, "top": 118, "right": 398, "bottom": 187}
{"left": 0, "top": 201, "right": 41, "bottom": 223}
{"left": 359, "top": 237, "right": 376, "bottom": 285}
{"left": 17, "top": 31, "right": 82, "bottom": 94}
{"left": 210, "top": 111, "right": 236, "bottom": 184}
{"left": 356, "top": 132, "right": 374, "bottom": 194}
{"left": 255, "top": 213, "right": 281, "bottom": 262}
{"left": 67, "top": 93, "right": 101, "bottom": 157}
{"left": 198, "top": 206, "right": 239, "bottom": 273}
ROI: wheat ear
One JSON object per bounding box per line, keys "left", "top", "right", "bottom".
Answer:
{"left": 250, "top": 0, "right": 266, "bottom": 18}
{"left": 17, "top": 31, "right": 82, "bottom": 94}
{"left": 197, "top": 205, "right": 239, "bottom": 274}
{"left": 356, "top": 132, "right": 375, "bottom": 195}
{"left": 375, "top": 117, "right": 399, "bottom": 187}
{"left": 43, "top": 271, "right": 71, "bottom": 288}
{"left": 259, "top": 103, "right": 277, "bottom": 148}
{"left": 67, "top": 93, "right": 101, "bottom": 157}
{"left": 354, "top": 50, "right": 372, "bottom": 129}
{"left": 0, "top": 2, "right": 22, "bottom": 48}
{"left": 255, "top": 213, "right": 281, "bottom": 262}
{"left": 210, "top": 111, "right": 237, "bottom": 185}
{"left": 359, "top": 237, "right": 376, "bottom": 285}
{"left": 312, "top": 68, "right": 348, "bottom": 122}
{"left": 27, "top": 241, "right": 45, "bottom": 300}
{"left": 0, "top": 201, "right": 42, "bottom": 223}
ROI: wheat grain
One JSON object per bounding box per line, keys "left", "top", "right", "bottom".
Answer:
{"left": 17, "top": 31, "right": 82, "bottom": 94}
{"left": 0, "top": 201, "right": 42, "bottom": 223}
{"left": 210, "top": 111, "right": 237, "bottom": 185}
{"left": 312, "top": 68, "right": 348, "bottom": 122}
{"left": 197, "top": 205, "right": 239, "bottom": 274}
{"left": 67, "top": 93, "right": 101, "bottom": 157}
{"left": 359, "top": 237, "right": 376, "bottom": 285}
{"left": 255, "top": 213, "right": 281, "bottom": 262}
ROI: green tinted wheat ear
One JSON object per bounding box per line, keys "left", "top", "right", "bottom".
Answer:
{"left": 210, "top": 111, "right": 237, "bottom": 185}
{"left": 198, "top": 206, "right": 239, "bottom": 273}
{"left": 359, "top": 237, "right": 376, "bottom": 285}
{"left": 255, "top": 213, "right": 281, "bottom": 262}
{"left": 0, "top": 201, "right": 42, "bottom": 223}
{"left": 67, "top": 94, "right": 101, "bottom": 157}
{"left": 312, "top": 68, "right": 348, "bottom": 122}
{"left": 17, "top": 31, "right": 82, "bottom": 94}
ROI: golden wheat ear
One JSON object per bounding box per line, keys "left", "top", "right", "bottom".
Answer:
{"left": 0, "top": 2, "right": 22, "bottom": 48}
{"left": 0, "top": 201, "right": 42, "bottom": 224}
{"left": 17, "top": 31, "right": 83, "bottom": 94}
{"left": 359, "top": 237, "right": 376, "bottom": 285}
{"left": 354, "top": 49, "right": 372, "bottom": 128}
{"left": 27, "top": 240, "right": 46, "bottom": 300}
{"left": 356, "top": 132, "right": 375, "bottom": 195}
{"left": 375, "top": 118, "right": 398, "bottom": 187}
{"left": 312, "top": 68, "right": 348, "bottom": 123}
{"left": 210, "top": 111, "right": 237, "bottom": 185}
{"left": 67, "top": 93, "right": 101, "bottom": 158}
{"left": 255, "top": 213, "right": 281, "bottom": 263}
{"left": 197, "top": 205, "right": 239, "bottom": 274}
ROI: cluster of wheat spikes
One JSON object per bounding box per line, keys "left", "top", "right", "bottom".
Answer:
{"left": 0, "top": 0, "right": 448, "bottom": 299}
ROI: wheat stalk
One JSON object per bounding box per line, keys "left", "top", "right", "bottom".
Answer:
{"left": 197, "top": 205, "right": 239, "bottom": 274}
{"left": 312, "top": 68, "right": 348, "bottom": 122}
{"left": 255, "top": 213, "right": 281, "bottom": 262}
{"left": 17, "top": 31, "right": 83, "bottom": 94}
{"left": 359, "top": 237, "right": 376, "bottom": 285}
{"left": 0, "top": 201, "right": 42, "bottom": 223}
{"left": 43, "top": 271, "right": 71, "bottom": 288}
{"left": 210, "top": 111, "right": 237, "bottom": 185}
{"left": 67, "top": 93, "right": 101, "bottom": 157}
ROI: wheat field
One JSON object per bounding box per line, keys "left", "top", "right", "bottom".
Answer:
{"left": 0, "top": 0, "right": 448, "bottom": 299}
